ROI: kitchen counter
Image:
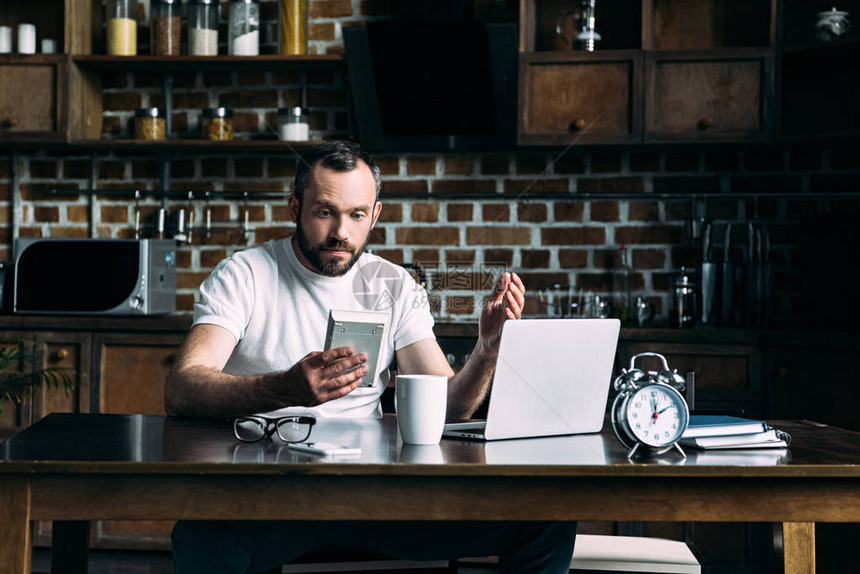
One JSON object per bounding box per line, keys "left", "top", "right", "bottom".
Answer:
{"left": 2, "top": 314, "right": 858, "bottom": 348}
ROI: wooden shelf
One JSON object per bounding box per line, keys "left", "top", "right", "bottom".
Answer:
{"left": 0, "top": 139, "right": 330, "bottom": 153}
{"left": 72, "top": 54, "right": 345, "bottom": 72}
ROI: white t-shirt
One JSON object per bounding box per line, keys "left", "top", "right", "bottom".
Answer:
{"left": 193, "top": 238, "right": 435, "bottom": 418}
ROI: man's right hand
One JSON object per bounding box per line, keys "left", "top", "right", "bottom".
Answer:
{"left": 285, "top": 346, "right": 368, "bottom": 406}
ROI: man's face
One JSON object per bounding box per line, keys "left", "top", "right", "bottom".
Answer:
{"left": 289, "top": 162, "right": 382, "bottom": 277}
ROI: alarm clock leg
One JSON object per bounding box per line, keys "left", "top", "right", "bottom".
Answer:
{"left": 673, "top": 443, "right": 687, "bottom": 458}
{"left": 626, "top": 443, "right": 641, "bottom": 459}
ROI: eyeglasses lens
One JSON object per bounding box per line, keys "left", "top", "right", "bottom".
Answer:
{"left": 277, "top": 418, "right": 311, "bottom": 442}
{"left": 234, "top": 417, "right": 266, "bottom": 442}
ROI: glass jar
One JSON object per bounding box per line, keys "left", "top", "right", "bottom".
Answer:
{"left": 151, "top": 0, "right": 182, "bottom": 56}
{"left": 279, "top": 0, "right": 308, "bottom": 55}
{"left": 188, "top": 0, "right": 219, "bottom": 56}
{"left": 671, "top": 266, "right": 697, "bottom": 329}
{"left": 135, "top": 108, "right": 166, "bottom": 140}
{"left": 278, "top": 107, "right": 309, "bottom": 141}
{"left": 202, "top": 107, "right": 234, "bottom": 140}
{"left": 106, "top": 0, "right": 137, "bottom": 55}
{"left": 229, "top": 0, "right": 260, "bottom": 56}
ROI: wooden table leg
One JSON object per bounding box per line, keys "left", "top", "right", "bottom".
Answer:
{"left": 783, "top": 522, "right": 816, "bottom": 574}
{"left": 0, "top": 476, "right": 32, "bottom": 574}
{"left": 51, "top": 521, "right": 90, "bottom": 574}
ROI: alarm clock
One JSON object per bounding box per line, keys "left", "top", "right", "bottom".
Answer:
{"left": 611, "top": 352, "right": 690, "bottom": 458}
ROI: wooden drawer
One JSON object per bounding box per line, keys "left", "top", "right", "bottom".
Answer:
{"left": 519, "top": 51, "right": 643, "bottom": 145}
{"left": 94, "top": 333, "right": 185, "bottom": 415}
{"left": 644, "top": 49, "right": 774, "bottom": 142}
{"left": 0, "top": 57, "right": 67, "bottom": 140}
{"left": 618, "top": 340, "right": 762, "bottom": 416}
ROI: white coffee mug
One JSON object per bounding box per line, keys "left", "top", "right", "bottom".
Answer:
{"left": 395, "top": 374, "right": 447, "bottom": 445}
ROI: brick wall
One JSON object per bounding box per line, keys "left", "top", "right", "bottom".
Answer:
{"left": 3, "top": 1, "right": 860, "bottom": 326}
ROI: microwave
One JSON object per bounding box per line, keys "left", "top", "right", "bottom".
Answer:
{"left": 13, "top": 238, "right": 177, "bottom": 315}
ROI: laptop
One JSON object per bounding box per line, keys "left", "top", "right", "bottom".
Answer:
{"left": 443, "top": 318, "right": 620, "bottom": 441}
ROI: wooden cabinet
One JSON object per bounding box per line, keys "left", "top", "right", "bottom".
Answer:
{"left": 518, "top": 0, "right": 777, "bottom": 145}
{"left": 0, "top": 1, "right": 101, "bottom": 141}
{"left": 518, "top": 51, "right": 642, "bottom": 145}
{"left": 644, "top": 49, "right": 774, "bottom": 142}
{"left": 778, "top": 1, "right": 860, "bottom": 141}
{"left": 618, "top": 337, "right": 762, "bottom": 417}
{"left": 763, "top": 333, "right": 860, "bottom": 432}
{"left": 0, "top": 317, "right": 189, "bottom": 550}
{"left": 0, "top": 57, "right": 67, "bottom": 138}
{"left": 94, "top": 333, "right": 184, "bottom": 416}
{"left": 0, "top": 334, "right": 34, "bottom": 438}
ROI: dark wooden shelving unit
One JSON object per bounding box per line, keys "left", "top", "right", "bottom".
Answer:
{"left": 72, "top": 54, "right": 345, "bottom": 72}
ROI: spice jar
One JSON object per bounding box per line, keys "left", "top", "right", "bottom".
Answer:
{"left": 278, "top": 107, "right": 309, "bottom": 141}
{"left": 151, "top": 0, "right": 182, "bottom": 56}
{"left": 135, "top": 108, "right": 167, "bottom": 140}
{"left": 202, "top": 107, "right": 234, "bottom": 140}
{"left": 107, "top": 0, "right": 137, "bottom": 55}
{"left": 279, "top": 0, "right": 308, "bottom": 55}
{"left": 188, "top": 0, "right": 219, "bottom": 56}
{"left": 229, "top": 0, "right": 260, "bottom": 56}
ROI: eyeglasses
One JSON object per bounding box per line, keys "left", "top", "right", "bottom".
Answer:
{"left": 233, "top": 415, "right": 316, "bottom": 443}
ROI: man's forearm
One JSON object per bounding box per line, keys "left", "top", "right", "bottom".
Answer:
{"left": 446, "top": 343, "right": 496, "bottom": 420}
{"left": 164, "top": 366, "right": 295, "bottom": 419}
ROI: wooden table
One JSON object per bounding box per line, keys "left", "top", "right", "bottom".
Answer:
{"left": 2, "top": 413, "right": 859, "bottom": 573}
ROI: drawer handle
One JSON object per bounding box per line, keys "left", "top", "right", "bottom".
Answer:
{"left": 697, "top": 117, "right": 713, "bottom": 131}
{"left": 54, "top": 348, "right": 69, "bottom": 361}
{"left": 568, "top": 118, "right": 587, "bottom": 132}
{"left": 1, "top": 116, "right": 20, "bottom": 129}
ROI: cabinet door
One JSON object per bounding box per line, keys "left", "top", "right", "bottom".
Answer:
{"left": 0, "top": 57, "right": 68, "bottom": 140}
{"left": 618, "top": 341, "right": 762, "bottom": 417}
{"left": 93, "top": 333, "right": 184, "bottom": 415}
{"left": 31, "top": 332, "right": 91, "bottom": 420}
{"left": 0, "top": 335, "right": 35, "bottom": 439}
{"left": 92, "top": 333, "right": 185, "bottom": 549}
{"left": 644, "top": 49, "right": 774, "bottom": 142}
{"left": 30, "top": 332, "right": 91, "bottom": 548}
{"left": 766, "top": 344, "right": 860, "bottom": 432}
{"left": 519, "top": 51, "right": 643, "bottom": 145}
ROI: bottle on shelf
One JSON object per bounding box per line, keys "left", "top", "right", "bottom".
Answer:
{"left": 135, "top": 108, "right": 167, "bottom": 140}
{"left": 229, "top": 0, "right": 260, "bottom": 56}
{"left": 278, "top": 106, "right": 309, "bottom": 141}
{"left": 188, "top": 0, "right": 219, "bottom": 56}
{"left": 202, "top": 107, "right": 234, "bottom": 141}
{"left": 151, "top": 0, "right": 183, "bottom": 56}
{"left": 106, "top": 0, "right": 137, "bottom": 56}
{"left": 279, "top": 0, "right": 308, "bottom": 55}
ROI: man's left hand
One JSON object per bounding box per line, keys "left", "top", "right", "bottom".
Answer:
{"left": 477, "top": 272, "right": 525, "bottom": 359}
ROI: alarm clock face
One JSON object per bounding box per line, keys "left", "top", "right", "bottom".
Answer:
{"left": 625, "top": 384, "right": 689, "bottom": 448}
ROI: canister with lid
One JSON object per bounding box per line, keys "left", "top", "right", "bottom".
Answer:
{"left": 107, "top": 0, "right": 137, "bottom": 55}
{"left": 279, "top": 0, "right": 308, "bottom": 55}
{"left": 278, "top": 106, "right": 309, "bottom": 141}
{"left": 151, "top": 0, "right": 182, "bottom": 56}
{"left": 135, "top": 108, "right": 167, "bottom": 140}
{"left": 229, "top": 0, "right": 260, "bottom": 56}
{"left": 671, "top": 266, "right": 697, "bottom": 329}
{"left": 202, "top": 107, "right": 234, "bottom": 140}
{"left": 188, "top": 0, "right": 219, "bottom": 56}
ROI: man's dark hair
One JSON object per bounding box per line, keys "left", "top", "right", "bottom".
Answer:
{"left": 293, "top": 140, "right": 382, "bottom": 204}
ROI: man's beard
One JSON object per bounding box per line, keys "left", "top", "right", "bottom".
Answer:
{"left": 294, "top": 212, "right": 368, "bottom": 277}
